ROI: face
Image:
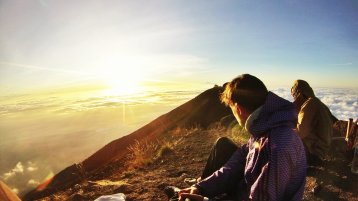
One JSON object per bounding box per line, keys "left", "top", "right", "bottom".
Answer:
{"left": 292, "top": 92, "right": 306, "bottom": 112}
{"left": 230, "top": 104, "right": 247, "bottom": 127}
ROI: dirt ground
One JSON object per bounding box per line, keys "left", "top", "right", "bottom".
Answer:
{"left": 36, "top": 125, "right": 358, "bottom": 201}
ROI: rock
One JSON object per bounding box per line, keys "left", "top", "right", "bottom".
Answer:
{"left": 157, "top": 183, "right": 169, "bottom": 190}
{"left": 74, "top": 184, "right": 81, "bottom": 191}
{"left": 180, "top": 173, "right": 189, "bottom": 178}
{"left": 114, "top": 184, "right": 133, "bottom": 194}
{"left": 71, "top": 193, "right": 87, "bottom": 201}
{"left": 311, "top": 181, "right": 324, "bottom": 196}
{"left": 84, "top": 183, "right": 96, "bottom": 191}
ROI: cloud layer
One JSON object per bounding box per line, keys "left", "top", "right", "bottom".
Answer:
{"left": 273, "top": 87, "right": 358, "bottom": 121}
{"left": 1, "top": 161, "right": 42, "bottom": 196}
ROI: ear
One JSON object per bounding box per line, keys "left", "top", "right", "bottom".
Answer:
{"left": 237, "top": 104, "right": 250, "bottom": 119}
{"left": 236, "top": 103, "right": 243, "bottom": 115}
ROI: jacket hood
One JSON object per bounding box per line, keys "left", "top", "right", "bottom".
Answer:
{"left": 246, "top": 92, "right": 297, "bottom": 137}
{"left": 291, "top": 79, "right": 315, "bottom": 99}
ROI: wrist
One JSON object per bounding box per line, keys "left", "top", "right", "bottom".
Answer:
{"left": 192, "top": 184, "right": 204, "bottom": 195}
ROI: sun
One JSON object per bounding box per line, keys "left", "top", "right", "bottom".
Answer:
{"left": 100, "top": 68, "right": 145, "bottom": 96}
{"left": 105, "top": 77, "right": 142, "bottom": 96}
{"left": 95, "top": 57, "right": 151, "bottom": 96}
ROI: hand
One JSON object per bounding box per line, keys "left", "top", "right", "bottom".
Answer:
{"left": 179, "top": 186, "right": 199, "bottom": 195}
{"left": 179, "top": 193, "right": 204, "bottom": 201}
{"left": 179, "top": 186, "right": 203, "bottom": 201}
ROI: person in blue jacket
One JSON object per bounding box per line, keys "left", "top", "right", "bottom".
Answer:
{"left": 179, "top": 74, "right": 307, "bottom": 201}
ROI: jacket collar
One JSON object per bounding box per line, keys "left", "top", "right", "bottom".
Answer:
{"left": 245, "top": 106, "right": 263, "bottom": 135}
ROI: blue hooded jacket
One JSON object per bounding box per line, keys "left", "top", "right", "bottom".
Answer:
{"left": 196, "top": 92, "right": 307, "bottom": 201}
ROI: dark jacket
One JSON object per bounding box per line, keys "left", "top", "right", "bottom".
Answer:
{"left": 197, "top": 92, "right": 307, "bottom": 201}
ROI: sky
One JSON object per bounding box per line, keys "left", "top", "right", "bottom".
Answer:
{"left": 0, "top": 0, "right": 357, "bottom": 95}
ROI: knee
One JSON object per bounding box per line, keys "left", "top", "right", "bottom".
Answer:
{"left": 215, "top": 137, "right": 232, "bottom": 148}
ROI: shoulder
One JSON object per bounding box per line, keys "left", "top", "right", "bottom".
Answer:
{"left": 301, "top": 97, "right": 330, "bottom": 117}
{"left": 269, "top": 126, "right": 304, "bottom": 153}
{"left": 301, "top": 97, "right": 320, "bottom": 110}
{"left": 299, "top": 97, "right": 323, "bottom": 120}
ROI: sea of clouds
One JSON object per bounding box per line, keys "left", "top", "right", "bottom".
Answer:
{"left": 1, "top": 87, "right": 357, "bottom": 196}
{"left": 0, "top": 90, "right": 198, "bottom": 116}
{"left": 1, "top": 88, "right": 356, "bottom": 120}
{"left": 272, "top": 87, "right": 358, "bottom": 121}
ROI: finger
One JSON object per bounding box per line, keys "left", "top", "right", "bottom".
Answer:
{"left": 179, "top": 193, "right": 203, "bottom": 201}
{"left": 190, "top": 188, "right": 199, "bottom": 194}
{"left": 179, "top": 188, "right": 191, "bottom": 194}
{"left": 179, "top": 193, "right": 190, "bottom": 201}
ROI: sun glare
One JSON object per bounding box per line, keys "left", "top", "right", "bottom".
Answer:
{"left": 105, "top": 77, "right": 142, "bottom": 96}
{"left": 100, "top": 67, "right": 145, "bottom": 96}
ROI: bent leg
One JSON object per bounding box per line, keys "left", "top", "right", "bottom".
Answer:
{"left": 201, "top": 137, "right": 238, "bottom": 179}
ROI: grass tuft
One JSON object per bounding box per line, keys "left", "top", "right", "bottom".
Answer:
{"left": 126, "top": 122, "right": 250, "bottom": 170}
{"left": 127, "top": 140, "right": 158, "bottom": 168}
{"left": 156, "top": 142, "right": 174, "bottom": 159}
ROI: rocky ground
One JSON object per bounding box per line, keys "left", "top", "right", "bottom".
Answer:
{"left": 36, "top": 124, "right": 358, "bottom": 201}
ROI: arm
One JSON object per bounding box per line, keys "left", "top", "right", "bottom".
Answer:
{"left": 196, "top": 144, "right": 248, "bottom": 198}
{"left": 297, "top": 98, "right": 316, "bottom": 139}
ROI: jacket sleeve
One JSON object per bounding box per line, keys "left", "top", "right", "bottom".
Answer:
{"left": 249, "top": 146, "right": 303, "bottom": 201}
{"left": 297, "top": 98, "right": 316, "bottom": 139}
{"left": 196, "top": 144, "right": 248, "bottom": 198}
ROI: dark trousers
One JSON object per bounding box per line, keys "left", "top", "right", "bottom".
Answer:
{"left": 201, "top": 137, "right": 239, "bottom": 179}
{"left": 200, "top": 137, "right": 247, "bottom": 200}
